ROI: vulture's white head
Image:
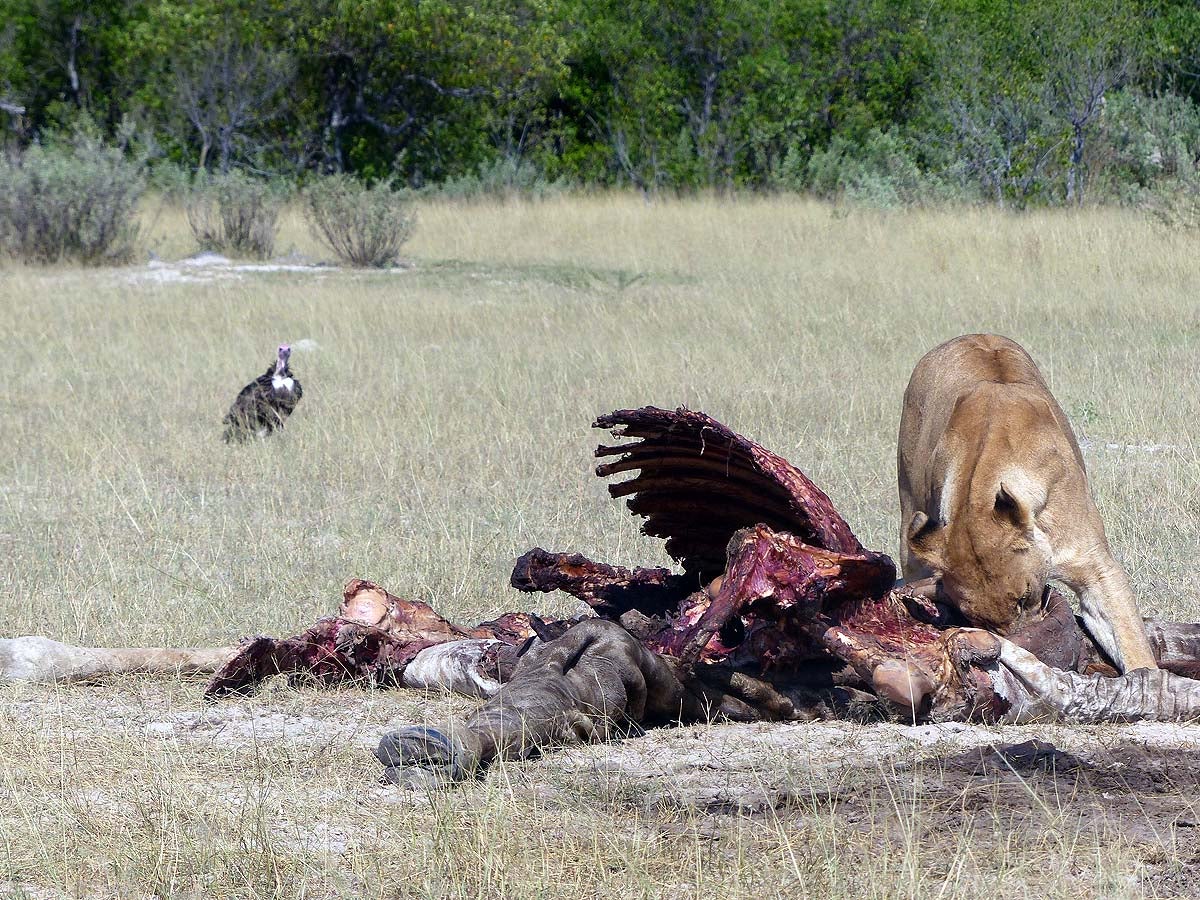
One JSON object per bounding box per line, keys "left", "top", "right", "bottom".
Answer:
{"left": 272, "top": 344, "right": 295, "bottom": 393}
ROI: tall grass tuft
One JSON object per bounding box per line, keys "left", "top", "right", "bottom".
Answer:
{"left": 186, "top": 171, "right": 285, "bottom": 260}
{"left": 303, "top": 175, "right": 414, "bottom": 267}
{"left": 0, "top": 133, "right": 145, "bottom": 264}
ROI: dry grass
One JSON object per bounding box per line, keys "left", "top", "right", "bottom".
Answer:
{"left": 1, "top": 195, "right": 1199, "bottom": 897}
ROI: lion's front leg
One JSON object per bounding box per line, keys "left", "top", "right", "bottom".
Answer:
{"left": 1062, "top": 559, "right": 1158, "bottom": 672}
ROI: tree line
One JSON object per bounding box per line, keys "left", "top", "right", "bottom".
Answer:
{"left": 3, "top": 0, "right": 1200, "bottom": 206}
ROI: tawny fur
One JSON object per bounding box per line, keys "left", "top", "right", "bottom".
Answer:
{"left": 897, "top": 333, "right": 1157, "bottom": 672}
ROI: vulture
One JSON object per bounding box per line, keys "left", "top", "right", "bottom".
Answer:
{"left": 222, "top": 344, "right": 303, "bottom": 442}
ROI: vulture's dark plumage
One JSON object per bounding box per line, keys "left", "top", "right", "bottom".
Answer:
{"left": 222, "top": 344, "right": 303, "bottom": 442}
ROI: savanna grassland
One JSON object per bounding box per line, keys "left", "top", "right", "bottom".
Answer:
{"left": 2, "top": 196, "right": 1200, "bottom": 899}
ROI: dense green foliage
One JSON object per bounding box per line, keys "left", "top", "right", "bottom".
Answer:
{"left": 2, "top": 0, "right": 1200, "bottom": 203}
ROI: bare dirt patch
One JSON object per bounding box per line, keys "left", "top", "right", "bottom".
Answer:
{"left": 5, "top": 677, "right": 1196, "bottom": 896}
{"left": 119, "top": 251, "right": 411, "bottom": 285}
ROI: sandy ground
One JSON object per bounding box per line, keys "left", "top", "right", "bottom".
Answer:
{"left": 4, "top": 674, "right": 1200, "bottom": 896}
{"left": 118, "top": 252, "right": 413, "bottom": 286}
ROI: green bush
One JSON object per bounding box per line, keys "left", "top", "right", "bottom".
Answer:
{"left": 434, "top": 155, "right": 571, "bottom": 200}
{"left": 1135, "top": 168, "right": 1200, "bottom": 230}
{"left": 303, "top": 176, "right": 414, "bottom": 267}
{"left": 186, "top": 171, "right": 285, "bottom": 259}
{"left": 0, "top": 133, "right": 146, "bottom": 265}
{"left": 804, "top": 129, "right": 947, "bottom": 208}
{"left": 1089, "top": 89, "right": 1200, "bottom": 206}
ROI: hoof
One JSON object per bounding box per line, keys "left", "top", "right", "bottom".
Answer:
{"left": 374, "top": 725, "right": 473, "bottom": 787}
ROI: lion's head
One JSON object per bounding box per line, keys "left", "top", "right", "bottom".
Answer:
{"left": 906, "top": 481, "right": 1051, "bottom": 632}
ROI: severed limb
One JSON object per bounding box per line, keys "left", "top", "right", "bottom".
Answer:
{"left": 373, "top": 617, "right": 796, "bottom": 789}
{"left": 0, "top": 627, "right": 522, "bottom": 701}
{"left": 375, "top": 619, "right": 691, "bottom": 787}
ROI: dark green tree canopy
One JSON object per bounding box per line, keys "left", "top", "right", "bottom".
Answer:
{"left": 0, "top": 0, "right": 1196, "bottom": 203}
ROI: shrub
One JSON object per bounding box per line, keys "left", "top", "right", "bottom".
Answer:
{"left": 432, "top": 155, "right": 571, "bottom": 200}
{"left": 303, "top": 175, "right": 414, "bottom": 267}
{"left": 804, "top": 129, "right": 947, "bottom": 208}
{"left": 0, "top": 133, "right": 146, "bottom": 264}
{"left": 186, "top": 171, "right": 285, "bottom": 259}
{"left": 1089, "top": 89, "right": 1200, "bottom": 207}
{"left": 1138, "top": 172, "right": 1200, "bottom": 230}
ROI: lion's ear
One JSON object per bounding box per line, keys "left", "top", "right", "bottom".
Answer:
{"left": 907, "top": 511, "right": 946, "bottom": 570}
{"left": 995, "top": 482, "right": 1039, "bottom": 530}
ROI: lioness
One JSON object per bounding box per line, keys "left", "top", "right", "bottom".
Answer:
{"left": 898, "top": 333, "right": 1157, "bottom": 673}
